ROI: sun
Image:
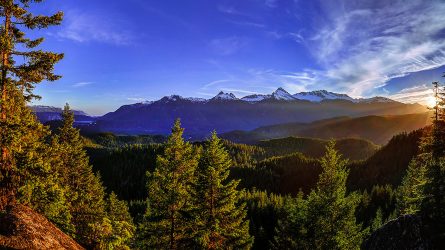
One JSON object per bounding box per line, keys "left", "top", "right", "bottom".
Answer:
{"left": 426, "top": 95, "right": 437, "bottom": 108}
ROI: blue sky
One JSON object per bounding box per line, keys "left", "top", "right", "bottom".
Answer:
{"left": 32, "top": 0, "right": 445, "bottom": 115}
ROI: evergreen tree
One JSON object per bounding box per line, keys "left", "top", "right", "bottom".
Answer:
{"left": 304, "top": 141, "right": 366, "bottom": 249}
{"left": 272, "top": 191, "right": 308, "bottom": 250}
{"left": 0, "top": 0, "right": 63, "bottom": 209}
{"left": 194, "top": 132, "right": 252, "bottom": 249}
{"left": 370, "top": 208, "right": 383, "bottom": 232}
{"left": 93, "top": 192, "right": 135, "bottom": 250}
{"left": 397, "top": 159, "right": 427, "bottom": 215}
{"left": 51, "top": 104, "right": 108, "bottom": 247}
{"left": 140, "top": 119, "right": 200, "bottom": 249}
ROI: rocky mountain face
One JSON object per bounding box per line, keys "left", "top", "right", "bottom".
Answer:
{"left": 0, "top": 204, "right": 84, "bottom": 250}
{"left": 95, "top": 88, "right": 427, "bottom": 138}
{"left": 362, "top": 215, "right": 431, "bottom": 250}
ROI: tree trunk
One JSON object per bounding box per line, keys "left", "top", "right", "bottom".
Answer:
{"left": 0, "top": 7, "right": 12, "bottom": 210}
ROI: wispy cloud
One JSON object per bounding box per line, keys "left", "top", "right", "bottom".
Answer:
{"left": 387, "top": 84, "right": 434, "bottom": 104}
{"left": 126, "top": 97, "right": 147, "bottom": 102}
{"left": 209, "top": 37, "right": 248, "bottom": 56}
{"left": 72, "top": 81, "right": 93, "bottom": 88}
{"left": 56, "top": 11, "right": 133, "bottom": 45}
{"left": 285, "top": 0, "right": 445, "bottom": 98}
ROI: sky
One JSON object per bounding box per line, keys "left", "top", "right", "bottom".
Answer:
{"left": 31, "top": 0, "right": 445, "bottom": 115}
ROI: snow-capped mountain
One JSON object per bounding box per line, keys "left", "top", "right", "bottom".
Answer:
{"left": 272, "top": 87, "right": 296, "bottom": 100}
{"left": 241, "top": 94, "right": 271, "bottom": 102}
{"left": 124, "top": 88, "right": 397, "bottom": 106}
{"left": 293, "top": 90, "right": 355, "bottom": 102}
{"left": 211, "top": 91, "right": 238, "bottom": 101}
{"left": 97, "top": 88, "right": 427, "bottom": 137}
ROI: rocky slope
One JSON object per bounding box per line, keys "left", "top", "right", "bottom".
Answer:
{"left": 0, "top": 204, "right": 84, "bottom": 250}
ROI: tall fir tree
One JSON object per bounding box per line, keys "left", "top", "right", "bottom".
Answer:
{"left": 193, "top": 132, "right": 253, "bottom": 249}
{"left": 272, "top": 191, "right": 308, "bottom": 250}
{"left": 418, "top": 78, "right": 445, "bottom": 244}
{"left": 51, "top": 104, "right": 108, "bottom": 247}
{"left": 304, "top": 141, "right": 365, "bottom": 249}
{"left": 92, "top": 192, "right": 135, "bottom": 250}
{"left": 140, "top": 119, "right": 200, "bottom": 249}
{"left": 273, "top": 141, "right": 365, "bottom": 249}
{"left": 0, "top": 0, "right": 63, "bottom": 210}
{"left": 397, "top": 158, "right": 428, "bottom": 216}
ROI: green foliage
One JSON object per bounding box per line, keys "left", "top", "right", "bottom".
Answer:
{"left": 349, "top": 129, "right": 424, "bottom": 190}
{"left": 193, "top": 132, "right": 253, "bottom": 249}
{"left": 397, "top": 159, "right": 428, "bottom": 215}
{"left": 274, "top": 141, "right": 366, "bottom": 249}
{"left": 139, "top": 119, "right": 200, "bottom": 249}
{"left": 89, "top": 144, "right": 163, "bottom": 201}
{"left": 50, "top": 105, "right": 135, "bottom": 248}
{"left": 370, "top": 208, "right": 383, "bottom": 232}
{"left": 243, "top": 190, "right": 285, "bottom": 250}
{"left": 272, "top": 191, "right": 308, "bottom": 249}
{"left": 356, "top": 185, "right": 396, "bottom": 230}
{"left": 304, "top": 141, "right": 366, "bottom": 249}
{"left": 50, "top": 104, "right": 107, "bottom": 246}
{"left": 258, "top": 137, "right": 378, "bottom": 161}
{"left": 0, "top": 0, "right": 63, "bottom": 209}
{"left": 98, "top": 192, "right": 135, "bottom": 250}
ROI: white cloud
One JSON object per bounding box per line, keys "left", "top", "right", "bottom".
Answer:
{"left": 72, "top": 81, "right": 93, "bottom": 88}
{"left": 56, "top": 11, "right": 133, "bottom": 45}
{"left": 387, "top": 84, "right": 434, "bottom": 104}
{"left": 126, "top": 97, "right": 146, "bottom": 102}
{"left": 285, "top": 0, "right": 445, "bottom": 98}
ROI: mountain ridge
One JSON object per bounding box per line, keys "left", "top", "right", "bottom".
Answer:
{"left": 125, "top": 88, "right": 400, "bottom": 106}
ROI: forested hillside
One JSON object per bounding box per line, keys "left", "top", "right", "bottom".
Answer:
{"left": 223, "top": 112, "right": 431, "bottom": 145}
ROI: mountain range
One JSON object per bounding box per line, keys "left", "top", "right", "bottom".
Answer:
{"left": 95, "top": 88, "right": 427, "bottom": 138}
{"left": 31, "top": 88, "right": 429, "bottom": 139}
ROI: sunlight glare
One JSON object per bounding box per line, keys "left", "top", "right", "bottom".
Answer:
{"left": 426, "top": 95, "right": 437, "bottom": 108}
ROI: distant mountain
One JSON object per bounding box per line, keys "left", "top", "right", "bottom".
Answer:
{"left": 221, "top": 112, "right": 431, "bottom": 145}
{"left": 30, "top": 105, "right": 95, "bottom": 124}
{"left": 94, "top": 88, "right": 428, "bottom": 138}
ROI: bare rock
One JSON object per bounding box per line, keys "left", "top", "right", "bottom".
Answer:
{"left": 0, "top": 204, "right": 84, "bottom": 250}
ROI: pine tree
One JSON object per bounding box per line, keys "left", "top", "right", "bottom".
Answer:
{"left": 51, "top": 104, "right": 108, "bottom": 247}
{"left": 397, "top": 159, "right": 427, "bottom": 216}
{"left": 0, "top": 0, "right": 63, "bottom": 209}
{"left": 140, "top": 119, "right": 200, "bottom": 249}
{"left": 193, "top": 132, "right": 252, "bottom": 249}
{"left": 272, "top": 191, "right": 308, "bottom": 250}
{"left": 304, "top": 141, "right": 366, "bottom": 249}
{"left": 93, "top": 192, "right": 135, "bottom": 250}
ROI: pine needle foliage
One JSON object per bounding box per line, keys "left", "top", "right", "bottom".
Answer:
{"left": 193, "top": 132, "right": 253, "bottom": 249}
{"left": 140, "top": 119, "right": 200, "bottom": 249}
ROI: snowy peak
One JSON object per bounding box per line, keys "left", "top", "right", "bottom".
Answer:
{"left": 212, "top": 91, "right": 238, "bottom": 101}
{"left": 124, "top": 88, "right": 398, "bottom": 106}
{"left": 241, "top": 94, "right": 271, "bottom": 102}
{"left": 356, "top": 96, "right": 396, "bottom": 103}
{"left": 293, "top": 90, "right": 354, "bottom": 102}
{"left": 272, "top": 88, "right": 296, "bottom": 101}
{"left": 156, "top": 95, "right": 207, "bottom": 104}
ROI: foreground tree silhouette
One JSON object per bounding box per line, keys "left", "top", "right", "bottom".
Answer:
{"left": 193, "top": 132, "right": 253, "bottom": 249}
{"left": 140, "top": 119, "right": 200, "bottom": 249}
{"left": 0, "top": 0, "right": 63, "bottom": 209}
{"left": 396, "top": 78, "right": 445, "bottom": 247}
